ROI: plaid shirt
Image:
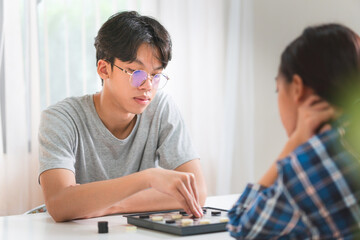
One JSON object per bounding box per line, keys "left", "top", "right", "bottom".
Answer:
{"left": 228, "top": 119, "right": 360, "bottom": 239}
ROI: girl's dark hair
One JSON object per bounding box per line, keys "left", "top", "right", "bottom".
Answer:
{"left": 280, "top": 23, "right": 360, "bottom": 109}
{"left": 94, "top": 11, "right": 172, "bottom": 84}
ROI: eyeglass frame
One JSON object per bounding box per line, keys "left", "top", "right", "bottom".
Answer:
{"left": 107, "top": 60, "right": 170, "bottom": 89}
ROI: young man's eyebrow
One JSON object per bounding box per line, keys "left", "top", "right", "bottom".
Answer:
{"left": 154, "top": 66, "right": 164, "bottom": 70}
{"left": 133, "top": 58, "right": 164, "bottom": 70}
{"left": 133, "top": 59, "right": 144, "bottom": 66}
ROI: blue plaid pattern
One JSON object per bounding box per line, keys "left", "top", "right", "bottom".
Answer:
{"left": 228, "top": 121, "right": 360, "bottom": 239}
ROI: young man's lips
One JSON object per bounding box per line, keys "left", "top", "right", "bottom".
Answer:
{"left": 134, "top": 97, "right": 151, "bottom": 105}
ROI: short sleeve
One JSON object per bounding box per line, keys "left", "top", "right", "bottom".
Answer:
{"left": 156, "top": 95, "right": 199, "bottom": 169}
{"left": 38, "top": 107, "right": 77, "bottom": 179}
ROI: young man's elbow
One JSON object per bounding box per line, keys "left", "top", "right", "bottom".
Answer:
{"left": 51, "top": 214, "right": 68, "bottom": 223}
{"left": 47, "top": 208, "right": 66, "bottom": 222}
{"left": 46, "top": 201, "right": 71, "bottom": 222}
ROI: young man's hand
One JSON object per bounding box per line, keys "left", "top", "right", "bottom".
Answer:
{"left": 145, "top": 168, "right": 203, "bottom": 218}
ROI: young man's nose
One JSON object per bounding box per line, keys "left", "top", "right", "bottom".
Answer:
{"left": 139, "top": 77, "right": 153, "bottom": 91}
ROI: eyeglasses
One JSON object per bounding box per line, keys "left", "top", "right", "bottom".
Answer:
{"left": 112, "top": 63, "right": 169, "bottom": 90}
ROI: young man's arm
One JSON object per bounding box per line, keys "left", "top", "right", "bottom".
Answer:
{"left": 108, "top": 159, "right": 207, "bottom": 214}
{"left": 40, "top": 165, "right": 203, "bottom": 222}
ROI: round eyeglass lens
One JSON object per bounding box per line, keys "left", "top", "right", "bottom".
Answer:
{"left": 154, "top": 74, "right": 168, "bottom": 89}
{"left": 131, "top": 70, "right": 148, "bottom": 87}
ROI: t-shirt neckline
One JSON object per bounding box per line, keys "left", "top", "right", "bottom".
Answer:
{"left": 87, "top": 94, "right": 140, "bottom": 143}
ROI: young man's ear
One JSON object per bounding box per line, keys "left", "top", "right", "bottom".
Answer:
{"left": 292, "top": 74, "right": 312, "bottom": 103}
{"left": 97, "top": 59, "right": 111, "bottom": 80}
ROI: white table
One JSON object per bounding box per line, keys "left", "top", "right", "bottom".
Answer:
{"left": 0, "top": 194, "right": 240, "bottom": 240}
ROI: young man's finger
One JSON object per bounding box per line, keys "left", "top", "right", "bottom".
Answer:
{"left": 183, "top": 174, "right": 202, "bottom": 216}
{"left": 171, "top": 188, "right": 192, "bottom": 215}
{"left": 189, "top": 174, "right": 200, "bottom": 205}
{"left": 177, "top": 182, "right": 202, "bottom": 217}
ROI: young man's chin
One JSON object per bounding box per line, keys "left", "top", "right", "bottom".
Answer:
{"left": 131, "top": 98, "right": 152, "bottom": 113}
{"left": 130, "top": 105, "right": 150, "bottom": 115}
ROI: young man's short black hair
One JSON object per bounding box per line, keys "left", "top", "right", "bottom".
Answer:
{"left": 94, "top": 11, "right": 172, "bottom": 84}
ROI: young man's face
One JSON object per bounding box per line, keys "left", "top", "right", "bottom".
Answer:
{"left": 104, "top": 43, "right": 164, "bottom": 115}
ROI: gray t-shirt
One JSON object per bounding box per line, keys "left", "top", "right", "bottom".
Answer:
{"left": 39, "top": 91, "right": 199, "bottom": 184}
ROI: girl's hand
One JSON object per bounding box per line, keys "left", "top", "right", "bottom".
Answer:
{"left": 259, "top": 95, "right": 335, "bottom": 187}
{"left": 291, "top": 95, "right": 335, "bottom": 144}
{"left": 279, "top": 95, "right": 335, "bottom": 160}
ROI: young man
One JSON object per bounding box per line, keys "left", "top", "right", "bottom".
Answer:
{"left": 38, "top": 11, "right": 206, "bottom": 222}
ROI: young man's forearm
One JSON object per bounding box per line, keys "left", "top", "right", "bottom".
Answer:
{"left": 43, "top": 170, "right": 151, "bottom": 222}
{"left": 108, "top": 160, "right": 207, "bottom": 214}
{"left": 106, "top": 186, "right": 206, "bottom": 215}
{"left": 99, "top": 159, "right": 207, "bottom": 214}
{"left": 43, "top": 159, "right": 207, "bottom": 221}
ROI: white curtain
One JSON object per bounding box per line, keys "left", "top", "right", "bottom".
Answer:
{"left": 0, "top": 0, "right": 254, "bottom": 215}
{"left": 155, "top": 0, "right": 255, "bottom": 195}
{"left": 0, "top": 0, "right": 43, "bottom": 215}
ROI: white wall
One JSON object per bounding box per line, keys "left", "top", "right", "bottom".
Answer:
{"left": 230, "top": 0, "right": 360, "bottom": 193}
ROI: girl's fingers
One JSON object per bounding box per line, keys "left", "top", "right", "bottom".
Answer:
{"left": 319, "top": 123, "right": 332, "bottom": 133}
{"left": 311, "top": 101, "right": 332, "bottom": 111}
{"left": 308, "top": 107, "right": 335, "bottom": 133}
{"left": 304, "top": 95, "right": 322, "bottom": 107}
{"left": 317, "top": 107, "right": 335, "bottom": 122}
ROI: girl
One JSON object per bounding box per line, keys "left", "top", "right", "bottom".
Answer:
{"left": 228, "top": 24, "right": 360, "bottom": 239}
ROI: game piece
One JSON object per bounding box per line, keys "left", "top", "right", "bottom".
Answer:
{"left": 98, "top": 221, "right": 108, "bottom": 233}
{"left": 165, "top": 219, "right": 176, "bottom": 224}
{"left": 179, "top": 211, "right": 188, "bottom": 216}
{"left": 211, "top": 211, "right": 221, "bottom": 216}
{"left": 171, "top": 214, "right": 182, "bottom": 220}
{"left": 219, "top": 217, "right": 229, "bottom": 223}
{"left": 125, "top": 225, "right": 137, "bottom": 232}
{"left": 181, "top": 219, "right": 193, "bottom": 226}
{"left": 199, "top": 219, "right": 211, "bottom": 225}
{"left": 151, "top": 216, "right": 163, "bottom": 221}
{"left": 139, "top": 215, "right": 150, "bottom": 219}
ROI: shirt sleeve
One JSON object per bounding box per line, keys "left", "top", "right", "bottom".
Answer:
{"left": 228, "top": 130, "right": 360, "bottom": 239}
{"left": 38, "top": 107, "right": 77, "bottom": 179}
{"left": 155, "top": 94, "right": 200, "bottom": 169}
{"left": 227, "top": 162, "right": 308, "bottom": 239}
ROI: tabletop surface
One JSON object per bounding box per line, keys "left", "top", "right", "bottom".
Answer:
{"left": 0, "top": 194, "right": 240, "bottom": 240}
